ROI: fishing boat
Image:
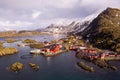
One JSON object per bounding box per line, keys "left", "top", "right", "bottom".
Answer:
{"left": 30, "top": 49, "right": 41, "bottom": 54}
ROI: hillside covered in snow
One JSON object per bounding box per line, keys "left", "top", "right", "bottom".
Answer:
{"left": 42, "top": 13, "right": 98, "bottom": 34}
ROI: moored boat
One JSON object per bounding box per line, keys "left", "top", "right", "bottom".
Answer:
{"left": 30, "top": 49, "right": 41, "bottom": 54}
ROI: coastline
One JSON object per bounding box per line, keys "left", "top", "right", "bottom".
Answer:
{"left": 0, "top": 31, "right": 50, "bottom": 38}
{"left": 0, "top": 33, "right": 119, "bottom": 80}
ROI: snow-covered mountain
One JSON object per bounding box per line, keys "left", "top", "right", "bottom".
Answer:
{"left": 43, "top": 13, "right": 98, "bottom": 34}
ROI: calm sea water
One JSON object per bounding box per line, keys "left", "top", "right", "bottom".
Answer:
{"left": 0, "top": 34, "right": 120, "bottom": 80}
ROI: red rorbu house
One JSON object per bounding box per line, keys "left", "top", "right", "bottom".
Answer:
{"left": 107, "top": 53, "right": 116, "bottom": 57}
{"left": 42, "top": 44, "right": 61, "bottom": 53}
{"left": 50, "top": 44, "right": 61, "bottom": 53}
{"left": 80, "top": 49, "right": 97, "bottom": 54}
{"left": 77, "top": 48, "right": 99, "bottom": 60}
{"left": 70, "top": 46, "right": 87, "bottom": 51}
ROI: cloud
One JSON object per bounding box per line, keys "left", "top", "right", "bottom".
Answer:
{"left": 79, "top": 0, "right": 120, "bottom": 11}
{"left": 0, "top": 0, "right": 79, "bottom": 9}
{"left": 0, "top": 21, "right": 33, "bottom": 28}
{"left": 80, "top": 0, "right": 107, "bottom": 7}
{"left": 32, "top": 11, "right": 42, "bottom": 19}
{"left": 0, "top": 0, "right": 120, "bottom": 31}
{"left": 44, "top": 0, "right": 79, "bottom": 9}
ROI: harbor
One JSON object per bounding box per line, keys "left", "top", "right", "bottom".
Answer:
{"left": 0, "top": 34, "right": 119, "bottom": 80}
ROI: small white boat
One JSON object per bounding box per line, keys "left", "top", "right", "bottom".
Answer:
{"left": 30, "top": 49, "right": 41, "bottom": 54}
{"left": 79, "top": 46, "right": 87, "bottom": 50}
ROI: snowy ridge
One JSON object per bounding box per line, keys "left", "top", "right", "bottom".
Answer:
{"left": 44, "top": 13, "right": 98, "bottom": 34}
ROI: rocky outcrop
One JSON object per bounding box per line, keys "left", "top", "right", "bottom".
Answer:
{"left": 10, "top": 62, "right": 24, "bottom": 72}
{"left": 6, "top": 38, "right": 18, "bottom": 43}
{"left": 23, "top": 39, "right": 37, "bottom": 43}
{"left": 0, "top": 47, "right": 18, "bottom": 56}
{"left": 29, "top": 63, "right": 40, "bottom": 71}
{"left": 77, "top": 62, "right": 94, "bottom": 72}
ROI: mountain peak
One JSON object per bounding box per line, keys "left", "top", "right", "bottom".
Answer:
{"left": 81, "top": 7, "right": 120, "bottom": 53}
{"left": 80, "top": 7, "right": 120, "bottom": 35}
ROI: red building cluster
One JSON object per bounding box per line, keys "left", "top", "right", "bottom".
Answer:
{"left": 43, "top": 44, "right": 61, "bottom": 53}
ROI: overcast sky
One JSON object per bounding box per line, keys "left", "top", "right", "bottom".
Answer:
{"left": 0, "top": 0, "right": 120, "bottom": 31}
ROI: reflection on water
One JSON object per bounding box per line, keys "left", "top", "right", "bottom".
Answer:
{"left": 46, "top": 57, "right": 51, "bottom": 65}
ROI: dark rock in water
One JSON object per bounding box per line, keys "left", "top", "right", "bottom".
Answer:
{"left": 93, "top": 59, "right": 108, "bottom": 69}
{"left": 110, "top": 66, "right": 118, "bottom": 71}
{"left": 77, "top": 62, "right": 94, "bottom": 72}
{"left": 29, "top": 63, "right": 40, "bottom": 71}
{"left": 20, "top": 54, "right": 34, "bottom": 59}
